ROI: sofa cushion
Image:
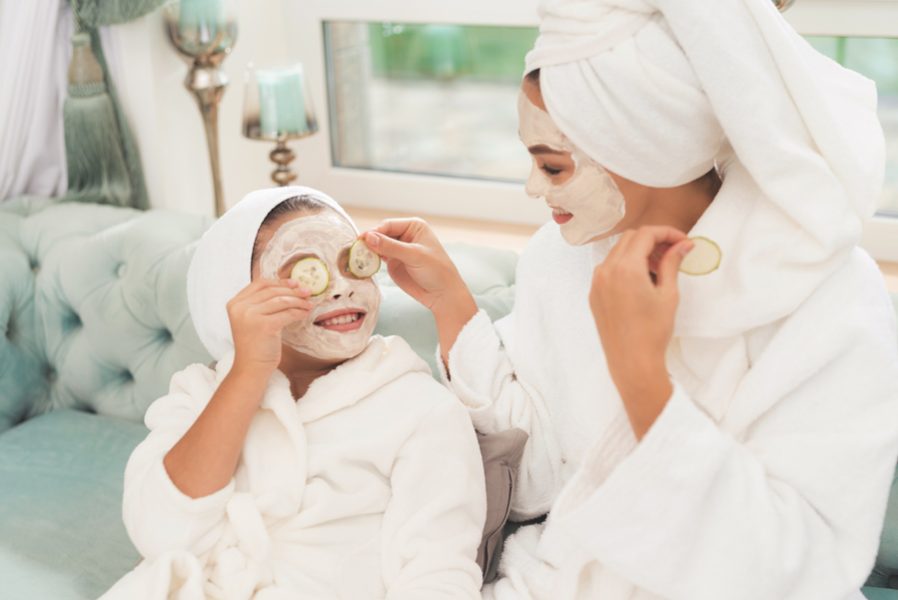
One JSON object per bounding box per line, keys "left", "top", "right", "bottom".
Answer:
{"left": 0, "top": 409, "right": 147, "bottom": 599}
{"left": 0, "top": 200, "right": 213, "bottom": 429}
{"left": 864, "top": 587, "right": 898, "bottom": 599}
{"left": 0, "top": 200, "right": 518, "bottom": 430}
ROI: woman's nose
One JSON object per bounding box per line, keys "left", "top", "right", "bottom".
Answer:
{"left": 525, "top": 164, "right": 548, "bottom": 198}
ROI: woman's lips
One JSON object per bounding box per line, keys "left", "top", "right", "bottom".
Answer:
{"left": 314, "top": 309, "right": 367, "bottom": 332}
{"left": 551, "top": 207, "right": 573, "bottom": 225}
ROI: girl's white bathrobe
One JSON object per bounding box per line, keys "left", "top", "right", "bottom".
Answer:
{"left": 441, "top": 216, "right": 898, "bottom": 600}
{"left": 103, "top": 335, "right": 486, "bottom": 600}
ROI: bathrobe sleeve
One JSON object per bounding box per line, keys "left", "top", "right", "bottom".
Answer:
{"left": 438, "top": 310, "right": 564, "bottom": 519}
{"left": 122, "top": 364, "right": 234, "bottom": 560}
{"left": 536, "top": 289, "right": 898, "bottom": 599}
{"left": 380, "top": 391, "right": 487, "bottom": 599}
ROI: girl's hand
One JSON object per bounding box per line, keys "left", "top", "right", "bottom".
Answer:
{"left": 590, "top": 226, "right": 693, "bottom": 438}
{"left": 226, "top": 278, "right": 312, "bottom": 376}
{"left": 362, "top": 219, "right": 478, "bottom": 362}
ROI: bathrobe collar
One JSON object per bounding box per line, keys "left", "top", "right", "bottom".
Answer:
{"left": 213, "top": 335, "right": 432, "bottom": 424}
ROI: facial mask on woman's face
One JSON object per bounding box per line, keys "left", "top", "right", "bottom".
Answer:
{"left": 258, "top": 212, "right": 381, "bottom": 361}
{"left": 518, "top": 92, "right": 626, "bottom": 246}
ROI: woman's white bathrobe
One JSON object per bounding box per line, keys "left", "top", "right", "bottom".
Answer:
{"left": 441, "top": 220, "right": 898, "bottom": 600}
{"left": 103, "top": 335, "right": 486, "bottom": 600}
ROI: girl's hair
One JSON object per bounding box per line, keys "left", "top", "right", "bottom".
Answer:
{"left": 525, "top": 68, "right": 541, "bottom": 84}
{"left": 251, "top": 194, "right": 328, "bottom": 266}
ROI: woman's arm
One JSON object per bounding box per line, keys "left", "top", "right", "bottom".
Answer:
{"left": 380, "top": 396, "right": 487, "bottom": 599}
{"left": 541, "top": 315, "right": 898, "bottom": 599}
{"left": 366, "top": 221, "right": 564, "bottom": 518}
{"left": 364, "top": 219, "right": 478, "bottom": 367}
{"left": 551, "top": 226, "right": 898, "bottom": 598}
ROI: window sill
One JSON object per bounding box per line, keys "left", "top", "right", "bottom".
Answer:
{"left": 346, "top": 205, "right": 898, "bottom": 295}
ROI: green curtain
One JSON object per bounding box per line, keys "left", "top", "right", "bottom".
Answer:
{"left": 64, "top": 0, "right": 168, "bottom": 210}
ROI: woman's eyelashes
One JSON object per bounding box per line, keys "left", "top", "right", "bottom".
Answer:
{"left": 541, "top": 164, "right": 564, "bottom": 177}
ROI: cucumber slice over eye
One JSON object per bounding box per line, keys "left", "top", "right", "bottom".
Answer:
{"left": 290, "top": 257, "right": 330, "bottom": 295}
{"left": 348, "top": 239, "right": 381, "bottom": 279}
{"left": 679, "top": 236, "right": 721, "bottom": 276}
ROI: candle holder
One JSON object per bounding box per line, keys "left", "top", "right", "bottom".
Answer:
{"left": 163, "top": 0, "right": 238, "bottom": 217}
{"left": 242, "top": 63, "right": 318, "bottom": 186}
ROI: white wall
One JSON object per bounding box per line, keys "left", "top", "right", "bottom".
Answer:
{"left": 104, "top": 0, "right": 304, "bottom": 216}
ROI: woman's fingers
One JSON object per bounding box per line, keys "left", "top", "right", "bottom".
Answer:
{"left": 628, "top": 226, "right": 688, "bottom": 259}
{"left": 364, "top": 231, "right": 424, "bottom": 265}
{"left": 370, "top": 218, "right": 427, "bottom": 243}
{"left": 656, "top": 239, "right": 694, "bottom": 290}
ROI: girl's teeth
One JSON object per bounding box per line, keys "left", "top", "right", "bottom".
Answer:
{"left": 321, "top": 313, "right": 360, "bottom": 326}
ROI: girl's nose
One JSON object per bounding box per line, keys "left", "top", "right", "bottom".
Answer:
{"left": 330, "top": 273, "right": 353, "bottom": 300}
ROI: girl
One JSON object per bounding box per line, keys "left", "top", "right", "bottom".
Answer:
{"left": 363, "top": 0, "right": 898, "bottom": 598}
{"left": 102, "top": 187, "right": 486, "bottom": 599}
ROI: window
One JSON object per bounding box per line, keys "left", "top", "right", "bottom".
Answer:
{"left": 807, "top": 36, "right": 898, "bottom": 216}
{"left": 288, "top": 0, "right": 898, "bottom": 258}
{"left": 325, "top": 22, "right": 536, "bottom": 182}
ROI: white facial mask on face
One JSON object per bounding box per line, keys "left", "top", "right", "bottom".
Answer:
{"left": 258, "top": 212, "right": 381, "bottom": 361}
{"left": 518, "top": 91, "right": 626, "bottom": 246}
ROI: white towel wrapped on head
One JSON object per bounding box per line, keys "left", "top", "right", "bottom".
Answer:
{"left": 525, "top": 0, "right": 886, "bottom": 338}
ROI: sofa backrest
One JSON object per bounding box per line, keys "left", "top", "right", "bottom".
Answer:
{"left": 0, "top": 200, "right": 214, "bottom": 430}
{"left": 0, "top": 199, "right": 518, "bottom": 431}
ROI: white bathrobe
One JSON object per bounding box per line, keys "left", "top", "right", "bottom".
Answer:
{"left": 440, "top": 220, "right": 898, "bottom": 600}
{"left": 103, "top": 335, "right": 486, "bottom": 600}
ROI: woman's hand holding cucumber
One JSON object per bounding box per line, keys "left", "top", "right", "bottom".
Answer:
{"left": 364, "top": 219, "right": 478, "bottom": 365}
{"left": 589, "top": 226, "right": 693, "bottom": 439}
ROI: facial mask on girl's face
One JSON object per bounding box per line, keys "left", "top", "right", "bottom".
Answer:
{"left": 259, "top": 212, "right": 381, "bottom": 361}
{"left": 518, "top": 92, "right": 626, "bottom": 246}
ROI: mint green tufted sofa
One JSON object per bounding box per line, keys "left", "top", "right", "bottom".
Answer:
{"left": 0, "top": 198, "right": 517, "bottom": 599}
{"left": 1, "top": 199, "right": 897, "bottom": 599}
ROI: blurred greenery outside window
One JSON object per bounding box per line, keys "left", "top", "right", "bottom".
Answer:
{"left": 326, "top": 23, "right": 898, "bottom": 214}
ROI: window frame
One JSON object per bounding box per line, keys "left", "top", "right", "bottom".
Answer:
{"left": 286, "top": 0, "right": 898, "bottom": 259}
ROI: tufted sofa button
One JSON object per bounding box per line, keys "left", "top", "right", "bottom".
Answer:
{"left": 65, "top": 311, "right": 82, "bottom": 330}
{"left": 116, "top": 263, "right": 126, "bottom": 278}
{"left": 159, "top": 328, "right": 173, "bottom": 343}
{"left": 44, "top": 365, "right": 57, "bottom": 384}
{"left": 121, "top": 369, "right": 134, "bottom": 382}
{"left": 30, "top": 258, "right": 39, "bottom": 274}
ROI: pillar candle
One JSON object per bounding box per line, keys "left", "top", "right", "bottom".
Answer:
{"left": 257, "top": 65, "right": 308, "bottom": 137}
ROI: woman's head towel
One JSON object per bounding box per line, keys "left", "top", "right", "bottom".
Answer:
{"left": 187, "top": 186, "right": 355, "bottom": 361}
{"left": 526, "top": 0, "right": 886, "bottom": 337}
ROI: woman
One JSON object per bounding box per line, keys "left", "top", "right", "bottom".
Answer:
{"left": 103, "top": 187, "right": 485, "bottom": 599}
{"left": 362, "top": 0, "right": 898, "bottom": 598}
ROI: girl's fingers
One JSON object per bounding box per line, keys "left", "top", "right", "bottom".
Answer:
{"left": 232, "top": 277, "right": 303, "bottom": 302}
{"left": 246, "top": 284, "right": 311, "bottom": 305}
{"left": 270, "top": 307, "right": 311, "bottom": 328}
{"left": 251, "top": 295, "right": 313, "bottom": 316}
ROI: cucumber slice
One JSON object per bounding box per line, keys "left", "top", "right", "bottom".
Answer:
{"left": 679, "top": 236, "right": 721, "bottom": 276}
{"left": 290, "top": 257, "right": 330, "bottom": 295}
{"left": 348, "top": 239, "right": 381, "bottom": 279}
